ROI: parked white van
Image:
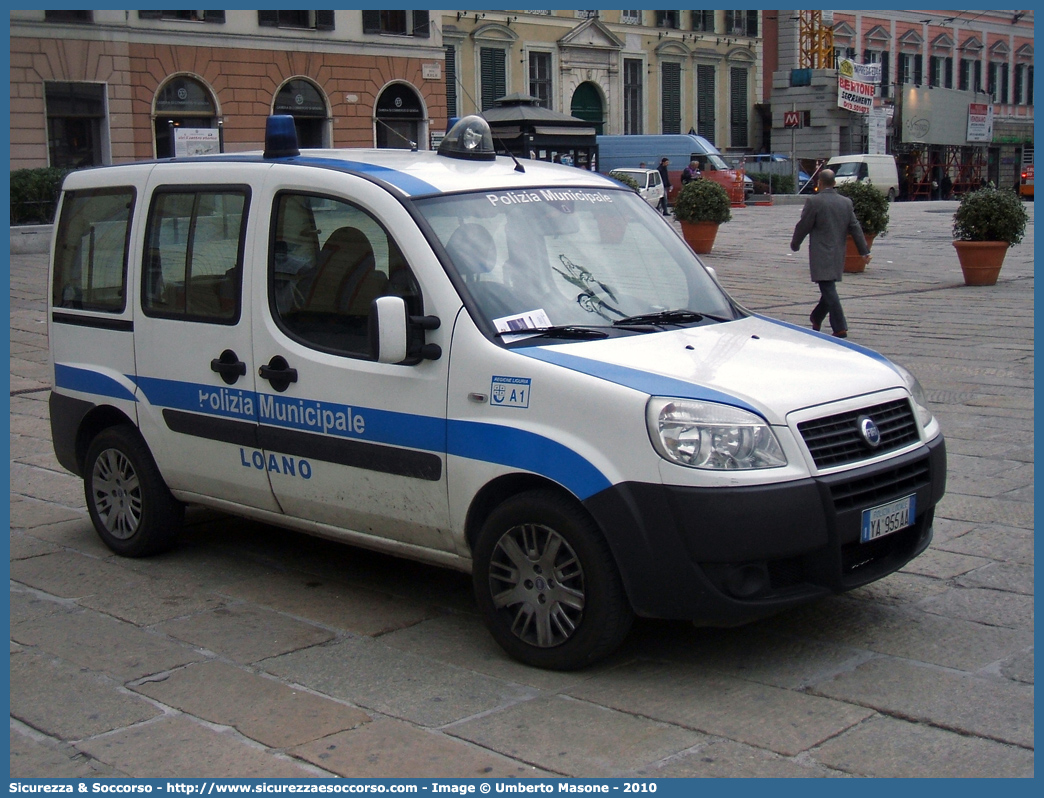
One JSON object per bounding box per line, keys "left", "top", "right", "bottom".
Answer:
{"left": 48, "top": 116, "right": 945, "bottom": 670}
{"left": 826, "top": 154, "right": 900, "bottom": 201}
{"left": 608, "top": 167, "right": 665, "bottom": 208}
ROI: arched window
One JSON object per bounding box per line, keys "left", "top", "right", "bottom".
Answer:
{"left": 375, "top": 83, "right": 424, "bottom": 149}
{"left": 154, "top": 76, "right": 218, "bottom": 158}
{"left": 274, "top": 79, "right": 329, "bottom": 148}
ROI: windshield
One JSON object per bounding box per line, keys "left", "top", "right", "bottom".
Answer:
{"left": 415, "top": 187, "right": 737, "bottom": 338}
{"left": 701, "top": 153, "right": 732, "bottom": 171}
{"left": 833, "top": 162, "right": 861, "bottom": 178}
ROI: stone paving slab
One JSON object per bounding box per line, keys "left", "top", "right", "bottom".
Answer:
{"left": 936, "top": 524, "right": 1035, "bottom": 565}
{"left": 1000, "top": 649, "right": 1035, "bottom": 684}
{"left": 844, "top": 571, "right": 952, "bottom": 607}
{"left": 809, "top": 656, "right": 1034, "bottom": 748}
{"left": 917, "top": 586, "right": 1034, "bottom": 630}
{"left": 291, "top": 717, "right": 551, "bottom": 778}
{"left": 263, "top": 637, "right": 538, "bottom": 728}
{"left": 12, "top": 607, "right": 205, "bottom": 682}
{"left": 9, "top": 496, "right": 85, "bottom": 530}
{"left": 220, "top": 567, "right": 440, "bottom": 637}
{"left": 565, "top": 660, "right": 874, "bottom": 757}
{"left": 637, "top": 738, "right": 839, "bottom": 778}
{"left": 758, "top": 596, "right": 1031, "bottom": 672}
{"left": 10, "top": 724, "right": 128, "bottom": 779}
{"left": 157, "top": 604, "right": 335, "bottom": 664}
{"left": 448, "top": 694, "right": 705, "bottom": 777}
{"left": 132, "top": 660, "right": 372, "bottom": 749}
{"left": 9, "top": 530, "right": 62, "bottom": 560}
{"left": 809, "top": 715, "right": 1035, "bottom": 778}
{"left": 9, "top": 549, "right": 143, "bottom": 600}
{"left": 10, "top": 649, "right": 162, "bottom": 741}
{"left": 76, "top": 715, "right": 325, "bottom": 778}
{"left": 899, "top": 547, "right": 992, "bottom": 579}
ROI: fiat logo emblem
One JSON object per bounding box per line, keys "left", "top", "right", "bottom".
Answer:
{"left": 858, "top": 415, "right": 882, "bottom": 448}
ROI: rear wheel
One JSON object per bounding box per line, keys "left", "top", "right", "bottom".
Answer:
{"left": 473, "top": 490, "right": 633, "bottom": 670}
{"left": 84, "top": 426, "right": 183, "bottom": 557}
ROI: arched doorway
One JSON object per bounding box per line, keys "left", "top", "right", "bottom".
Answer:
{"left": 570, "top": 81, "right": 604, "bottom": 135}
{"left": 274, "top": 78, "right": 328, "bottom": 148}
{"left": 153, "top": 75, "right": 218, "bottom": 158}
{"left": 375, "top": 83, "right": 424, "bottom": 149}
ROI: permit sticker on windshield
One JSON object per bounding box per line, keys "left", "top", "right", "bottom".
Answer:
{"left": 493, "top": 309, "right": 553, "bottom": 342}
{"left": 491, "top": 376, "right": 532, "bottom": 409}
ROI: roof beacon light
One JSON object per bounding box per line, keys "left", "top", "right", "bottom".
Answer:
{"left": 264, "top": 115, "right": 300, "bottom": 159}
{"left": 438, "top": 115, "right": 496, "bottom": 161}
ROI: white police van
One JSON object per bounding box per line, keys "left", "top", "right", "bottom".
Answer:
{"left": 48, "top": 115, "right": 945, "bottom": 670}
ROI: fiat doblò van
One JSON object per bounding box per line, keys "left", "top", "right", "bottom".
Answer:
{"left": 49, "top": 116, "right": 945, "bottom": 670}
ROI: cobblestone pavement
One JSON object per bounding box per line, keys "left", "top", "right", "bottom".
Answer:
{"left": 9, "top": 199, "right": 1033, "bottom": 778}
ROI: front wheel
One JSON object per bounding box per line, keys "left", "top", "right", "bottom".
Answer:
{"left": 472, "top": 490, "right": 633, "bottom": 670}
{"left": 84, "top": 426, "right": 183, "bottom": 557}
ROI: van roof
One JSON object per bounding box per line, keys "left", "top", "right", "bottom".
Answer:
{"left": 62, "top": 148, "right": 622, "bottom": 200}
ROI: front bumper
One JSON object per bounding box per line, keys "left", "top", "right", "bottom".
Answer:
{"left": 584, "top": 435, "right": 946, "bottom": 625}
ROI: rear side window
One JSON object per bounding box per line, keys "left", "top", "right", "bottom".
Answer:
{"left": 52, "top": 188, "right": 135, "bottom": 313}
{"left": 142, "top": 187, "right": 249, "bottom": 323}
{"left": 269, "top": 192, "right": 420, "bottom": 358}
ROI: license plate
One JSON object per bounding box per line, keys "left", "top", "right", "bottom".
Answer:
{"left": 861, "top": 494, "right": 916, "bottom": 543}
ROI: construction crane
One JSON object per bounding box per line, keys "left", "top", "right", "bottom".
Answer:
{"left": 798, "top": 10, "right": 835, "bottom": 69}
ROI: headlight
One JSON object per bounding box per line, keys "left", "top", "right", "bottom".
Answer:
{"left": 893, "top": 363, "right": 934, "bottom": 428}
{"left": 646, "top": 398, "right": 787, "bottom": 470}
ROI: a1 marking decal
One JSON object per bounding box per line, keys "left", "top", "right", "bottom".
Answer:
{"left": 490, "top": 376, "right": 532, "bottom": 409}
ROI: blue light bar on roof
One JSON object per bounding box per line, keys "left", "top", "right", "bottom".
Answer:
{"left": 264, "top": 115, "right": 300, "bottom": 159}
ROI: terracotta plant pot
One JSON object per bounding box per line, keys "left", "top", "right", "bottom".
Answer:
{"left": 953, "top": 240, "right": 1009, "bottom": 286}
{"left": 843, "top": 233, "right": 875, "bottom": 273}
{"left": 680, "top": 220, "right": 720, "bottom": 254}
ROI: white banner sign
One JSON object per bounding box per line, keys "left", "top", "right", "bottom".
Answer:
{"left": 173, "top": 127, "right": 220, "bottom": 157}
{"left": 868, "top": 107, "right": 889, "bottom": 154}
{"left": 838, "top": 75, "right": 875, "bottom": 114}
{"left": 839, "top": 58, "right": 882, "bottom": 85}
{"left": 967, "top": 103, "right": 994, "bottom": 143}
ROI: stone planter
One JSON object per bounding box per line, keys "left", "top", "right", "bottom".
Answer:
{"left": 843, "top": 233, "right": 875, "bottom": 273}
{"left": 679, "top": 220, "right": 720, "bottom": 254}
{"left": 953, "top": 240, "right": 1010, "bottom": 286}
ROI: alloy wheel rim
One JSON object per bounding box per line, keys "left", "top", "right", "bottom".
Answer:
{"left": 91, "top": 448, "right": 143, "bottom": 539}
{"left": 488, "top": 523, "right": 586, "bottom": 648}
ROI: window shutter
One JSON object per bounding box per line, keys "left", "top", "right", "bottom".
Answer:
{"left": 661, "top": 63, "right": 681, "bottom": 134}
{"left": 445, "top": 46, "right": 458, "bottom": 117}
{"left": 412, "top": 10, "right": 430, "bottom": 38}
{"left": 945, "top": 57, "right": 953, "bottom": 88}
{"left": 258, "top": 11, "right": 278, "bottom": 27}
{"left": 696, "top": 64, "right": 715, "bottom": 143}
{"left": 724, "top": 11, "right": 734, "bottom": 33}
{"left": 202, "top": 11, "right": 224, "bottom": 23}
{"left": 730, "top": 67, "right": 748, "bottom": 148}
{"left": 914, "top": 55, "right": 923, "bottom": 85}
{"left": 361, "top": 10, "right": 381, "bottom": 34}
{"left": 138, "top": 11, "right": 162, "bottom": 20}
{"left": 1014, "top": 64, "right": 1024, "bottom": 104}
{"left": 315, "top": 10, "right": 334, "bottom": 31}
{"left": 746, "top": 11, "right": 758, "bottom": 37}
{"left": 480, "top": 48, "right": 506, "bottom": 111}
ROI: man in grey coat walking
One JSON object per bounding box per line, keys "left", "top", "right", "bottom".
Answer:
{"left": 790, "top": 169, "right": 870, "bottom": 338}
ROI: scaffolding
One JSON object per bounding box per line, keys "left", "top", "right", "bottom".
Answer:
{"left": 798, "top": 11, "right": 834, "bottom": 70}
{"left": 897, "top": 144, "right": 986, "bottom": 200}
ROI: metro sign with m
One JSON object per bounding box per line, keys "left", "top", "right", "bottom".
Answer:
{"left": 784, "top": 111, "right": 802, "bottom": 128}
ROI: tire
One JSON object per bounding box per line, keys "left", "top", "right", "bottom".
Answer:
{"left": 472, "top": 489, "right": 633, "bottom": 670}
{"left": 84, "top": 426, "right": 183, "bottom": 557}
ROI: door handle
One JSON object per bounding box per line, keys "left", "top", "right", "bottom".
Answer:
{"left": 259, "top": 355, "right": 298, "bottom": 393}
{"left": 210, "top": 349, "right": 247, "bottom": 385}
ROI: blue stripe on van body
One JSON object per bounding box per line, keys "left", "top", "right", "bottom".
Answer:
{"left": 447, "top": 420, "right": 611, "bottom": 500}
{"left": 516, "top": 347, "right": 760, "bottom": 414}
{"left": 56, "top": 370, "right": 610, "bottom": 499}
{"left": 53, "top": 364, "right": 137, "bottom": 402}
{"left": 289, "top": 157, "right": 440, "bottom": 197}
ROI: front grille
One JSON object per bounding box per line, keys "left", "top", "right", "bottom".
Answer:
{"left": 798, "top": 399, "right": 919, "bottom": 469}
{"left": 828, "top": 456, "right": 931, "bottom": 511}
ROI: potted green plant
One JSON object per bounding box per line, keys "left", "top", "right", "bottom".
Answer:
{"left": 835, "top": 180, "right": 889, "bottom": 273}
{"left": 951, "top": 185, "right": 1028, "bottom": 285}
{"left": 672, "top": 178, "right": 732, "bottom": 254}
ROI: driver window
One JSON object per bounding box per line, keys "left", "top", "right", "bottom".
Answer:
{"left": 269, "top": 192, "right": 420, "bottom": 357}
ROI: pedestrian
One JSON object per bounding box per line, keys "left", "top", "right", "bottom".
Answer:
{"left": 789, "top": 168, "right": 870, "bottom": 339}
{"left": 940, "top": 171, "right": 952, "bottom": 200}
{"left": 657, "top": 157, "right": 671, "bottom": 215}
{"left": 680, "top": 159, "right": 701, "bottom": 186}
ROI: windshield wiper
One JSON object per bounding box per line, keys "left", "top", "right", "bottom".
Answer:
{"left": 612, "top": 309, "right": 705, "bottom": 327}
{"left": 495, "top": 325, "right": 609, "bottom": 340}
